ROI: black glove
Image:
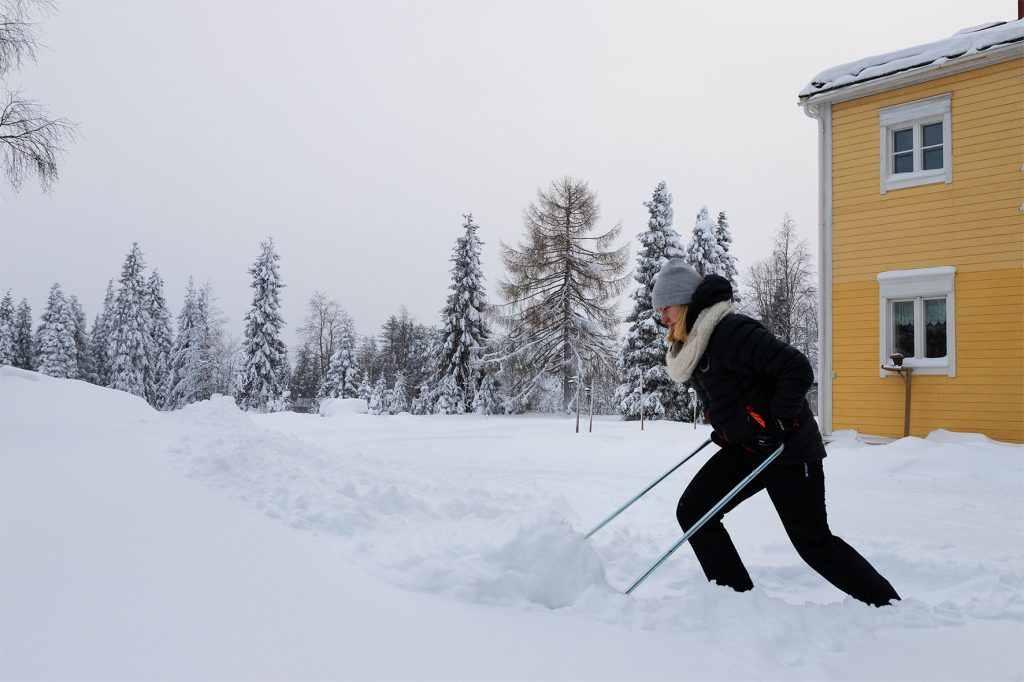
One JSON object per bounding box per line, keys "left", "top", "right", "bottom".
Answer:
{"left": 710, "top": 430, "right": 728, "bottom": 447}
{"left": 754, "top": 432, "right": 781, "bottom": 455}
{"left": 773, "top": 416, "right": 800, "bottom": 441}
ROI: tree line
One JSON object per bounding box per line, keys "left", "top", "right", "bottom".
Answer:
{"left": 0, "top": 177, "right": 818, "bottom": 419}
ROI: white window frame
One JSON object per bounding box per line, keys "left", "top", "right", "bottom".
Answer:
{"left": 878, "top": 94, "right": 952, "bottom": 194}
{"left": 877, "top": 266, "right": 956, "bottom": 377}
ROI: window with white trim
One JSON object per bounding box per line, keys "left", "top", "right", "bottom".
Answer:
{"left": 877, "top": 266, "right": 956, "bottom": 377}
{"left": 878, "top": 94, "right": 952, "bottom": 193}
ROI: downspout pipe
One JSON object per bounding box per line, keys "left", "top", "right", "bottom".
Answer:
{"left": 799, "top": 97, "right": 833, "bottom": 437}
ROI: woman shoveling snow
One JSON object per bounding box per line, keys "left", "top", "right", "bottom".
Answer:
{"left": 653, "top": 259, "right": 900, "bottom": 607}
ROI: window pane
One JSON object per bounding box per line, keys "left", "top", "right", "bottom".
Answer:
{"left": 922, "top": 122, "right": 943, "bottom": 147}
{"left": 894, "top": 152, "right": 913, "bottom": 174}
{"left": 892, "top": 300, "right": 915, "bottom": 357}
{"left": 925, "top": 298, "right": 947, "bottom": 358}
{"left": 893, "top": 128, "right": 913, "bottom": 152}
{"left": 923, "top": 147, "right": 943, "bottom": 170}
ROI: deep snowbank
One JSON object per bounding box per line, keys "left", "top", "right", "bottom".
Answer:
{"left": 2, "top": 369, "right": 1022, "bottom": 681}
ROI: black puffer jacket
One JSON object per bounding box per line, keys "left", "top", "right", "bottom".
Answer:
{"left": 684, "top": 278, "right": 826, "bottom": 465}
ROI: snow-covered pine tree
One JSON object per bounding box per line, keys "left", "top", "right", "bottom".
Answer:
{"left": 410, "top": 383, "right": 432, "bottom": 415}
{"left": 436, "top": 213, "right": 491, "bottom": 412}
{"left": 107, "top": 243, "right": 152, "bottom": 398}
{"left": 614, "top": 181, "right": 690, "bottom": 421}
{"left": 715, "top": 211, "right": 740, "bottom": 296}
{"left": 12, "top": 299, "right": 34, "bottom": 370}
{"left": 88, "top": 280, "right": 116, "bottom": 385}
{"left": 0, "top": 291, "right": 15, "bottom": 365}
{"left": 368, "top": 376, "right": 387, "bottom": 415}
{"left": 388, "top": 372, "right": 408, "bottom": 414}
{"left": 237, "top": 239, "right": 289, "bottom": 412}
{"left": 289, "top": 340, "right": 321, "bottom": 408}
{"left": 165, "top": 279, "right": 204, "bottom": 409}
{"left": 472, "top": 372, "right": 500, "bottom": 416}
{"left": 684, "top": 206, "right": 726, "bottom": 277}
{"left": 67, "top": 295, "right": 93, "bottom": 382}
{"left": 145, "top": 270, "right": 174, "bottom": 408}
{"left": 433, "top": 373, "right": 464, "bottom": 415}
{"left": 36, "top": 282, "right": 78, "bottom": 378}
{"left": 319, "top": 312, "right": 358, "bottom": 400}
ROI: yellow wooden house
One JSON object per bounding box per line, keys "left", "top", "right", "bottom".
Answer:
{"left": 798, "top": 19, "right": 1023, "bottom": 443}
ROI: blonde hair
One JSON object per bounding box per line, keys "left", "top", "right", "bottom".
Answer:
{"left": 666, "top": 305, "right": 690, "bottom": 344}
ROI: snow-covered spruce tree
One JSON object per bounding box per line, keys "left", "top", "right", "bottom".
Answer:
{"left": 289, "top": 340, "right": 321, "bottom": 408}
{"left": 715, "top": 211, "right": 740, "bottom": 296}
{"left": 165, "top": 279, "right": 203, "bottom": 409}
{"left": 410, "top": 383, "right": 432, "bottom": 415}
{"left": 107, "top": 243, "right": 152, "bottom": 398}
{"left": 614, "top": 181, "right": 690, "bottom": 421}
{"left": 145, "top": 270, "right": 174, "bottom": 408}
{"left": 0, "top": 291, "right": 14, "bottom": 365}
{"left": 497, "top": 176, "right": 630, "bottom": 411}
{"left": 319, "top": 312, "right": 358, "bottom": 400}
{"left": 684, "top": 206, "right": 726, "bottom": 278}
{"left": 367, "top": 376, "right": 387, "bottom": 415}
{"left": 236, "top": 239, "right": 289, "bottom": 412}
{"left": 87, "top": 280, "right": 116, "bottom": 385}
{"left": 67, "top": 295, "right": 93, "bottom": 383}
{"left": 35, "top": 282, "right": 78, "bottom": 378}
{"left": 377, "top": 308, "right": 437, "bottom": 392}
{"left": 12, "top": 298, "right": 34, "bottom": 370}
{"left": 432, "top": 373, "right": 464, "bottom": 415}
{"left": 388, "top": 372, "right": 408, "bottom": 414}
{"left": 436, "top": 213, "right": 491, "bottom": 413}
{"left": 472, "top": 372, "right": 500, "bottom": 416}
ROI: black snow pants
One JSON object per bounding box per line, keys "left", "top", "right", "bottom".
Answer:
{"left": 676, "top": 446, "right": 900, "bottom": 607}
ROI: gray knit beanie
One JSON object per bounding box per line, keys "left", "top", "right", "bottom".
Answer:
{"left": 652, "top": 259, "right": 703, "bottom": 309}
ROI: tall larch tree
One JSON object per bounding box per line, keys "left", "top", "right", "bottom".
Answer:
{"left": 614, "top": 181, "right": 690, "bottom": 421}
{"left": 237, "top": 238, "right": 288, "bottom": 412}
{"left": 436, "top": 213, "right": 491, "bottom": 413}
{"left": 0, "top": 290, "right": 14, "bottom": 365}
{"left": 498, "top": 176, "right": 630, "bottom": 410}
{"left": 145, "top": 270, "right": 174, "bottom": 407}
{"left": 12, "top": 298, "right": 34, "bottom": 370}
{"left": 107, "top": 243, "right": 152, "bottom": 398}
{"left": 35, "top": 282, "right": 78, "bottom": 378}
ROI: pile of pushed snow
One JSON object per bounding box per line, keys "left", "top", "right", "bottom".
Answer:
{"left": 366, "top": 512, "right": 608, "bottom": 609}
{"left": 319, "top": 397, "right": 367, "bottom": 417}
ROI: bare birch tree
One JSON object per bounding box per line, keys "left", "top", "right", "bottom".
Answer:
{"left": 742, "top": 214, "right": 818, "bottom": 367}
{"left": 0, "top": 0, "right": 77, "bottom": 192}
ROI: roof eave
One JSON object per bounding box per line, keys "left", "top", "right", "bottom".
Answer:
{"left": 797, "top": 41, "right": 1024, "bottom": 108}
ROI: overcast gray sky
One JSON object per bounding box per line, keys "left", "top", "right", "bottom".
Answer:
{"left": 0, "top": 0, "right": 1015, "bottom": 346}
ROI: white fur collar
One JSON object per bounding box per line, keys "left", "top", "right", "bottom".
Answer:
{"left": 665, "top": 301, "right": 735, "bottom": 383}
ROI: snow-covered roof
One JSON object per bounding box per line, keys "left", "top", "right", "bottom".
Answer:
{"left": 800, "top": 19, "right": 1024, "bottom": 100}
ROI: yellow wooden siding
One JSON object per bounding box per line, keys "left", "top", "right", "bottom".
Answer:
{"left": 829, "top": 57, "right": 1024, "bottom": 443}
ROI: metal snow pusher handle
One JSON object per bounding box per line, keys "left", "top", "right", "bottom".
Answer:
{"left": 584, "top": 438, "right": 713, "bottom": 540}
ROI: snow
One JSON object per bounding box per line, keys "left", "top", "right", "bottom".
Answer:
{"left": 2, "top": 368, "right": 1023, "bottom": 681}
{"left": 800, "top": 19, "right": 1024, "bottom": 99}
{"left": 319, "top": 396, "right": 368, "bottom": 416}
